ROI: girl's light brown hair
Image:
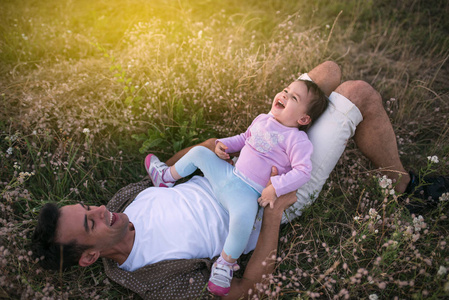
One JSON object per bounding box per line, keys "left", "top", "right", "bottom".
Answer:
{"left": 297, "top": 79, "right": 329, "bottom": 131}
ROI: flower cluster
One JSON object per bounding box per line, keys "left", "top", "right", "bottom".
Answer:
{"left": 378, "top": 175, "right": 395, "bottom": 195}
{"left": 412, "top": 215, "right": 426, "bottom": 232}
{"left": 440, "top": 193, "right": 449, "bottom": 202}
{"left": 427, "top": 155, "right": 439, "bottom": 164}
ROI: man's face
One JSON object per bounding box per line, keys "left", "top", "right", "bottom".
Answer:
{"left": 271, "top": 80, "right": 312, "bottom": 127}
{"left": 57, "top": 204, "right": 130, "bottom": 253}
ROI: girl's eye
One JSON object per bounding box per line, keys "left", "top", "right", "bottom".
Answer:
{"left": 293, "top": 96, "right": 298, "bottom": 101}
{"left": 283, "top": 89, "right": 288, "bottom": 93}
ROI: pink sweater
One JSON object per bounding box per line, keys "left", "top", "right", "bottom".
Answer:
{"left": 218, "top": 114, "right": 313, "bottom": 197}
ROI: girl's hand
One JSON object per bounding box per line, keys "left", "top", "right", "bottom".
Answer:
{"left": 258, "top": 184, "right": 278, "bottom": 208}
{"left": 215, "top": 141, "right": 230, "bottom": 160}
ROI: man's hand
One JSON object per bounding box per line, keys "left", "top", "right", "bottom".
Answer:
{"left": 215, "top": 141, "right": 230, "bottom": 160}
{"left": 258, "top": 185, "right": 277, "bottom": 208}
{"left": 262, "top": 166, "right": 297, "bottom": 216}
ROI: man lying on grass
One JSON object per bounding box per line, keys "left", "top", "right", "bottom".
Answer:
{"left": 32, "top": 61, "right": 449, "bottom": 299}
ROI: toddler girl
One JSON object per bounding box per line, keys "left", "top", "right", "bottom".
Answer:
{"left": 146, "top": 79, "right": 328, "bottom": 296}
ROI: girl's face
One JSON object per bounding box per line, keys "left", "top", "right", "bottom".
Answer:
{"left": 271, "top": 80, "right": 312, "bottom": 128}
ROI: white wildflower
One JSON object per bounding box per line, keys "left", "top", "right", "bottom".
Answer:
{"left": 404, "top": 226, "right": 413, "bottom": 238}
{"left": 413, "top": 215, "right": 425, "bottom": 232}
{"left": 427, "top": 155, "right": 439, "bottom": 163}
{"left": 9, "top": 134, "right": 18, "bottom": 142}
{"left": 440, "top": 193, "right": 449, "bottom": 202}
{"left": 6, "top": 147, "right": 13, "bottom": 155}
{"left": 353, "top": 216, "right": 360, "bottom": 221}
{"left": 369, "top": 208, "right": 378, "bottom": 219}
{"left": 82, "top": 128, "right": 90, "bottom": 134}
{"left": 17, "top": 171, "right": 33, "bottom": 183}
{"left": 438, "top": 266, "right": 447, "bottom": 276}
{"left": 369, "top": 294, "right": 379, "bottom": 300}
{"left": 198, "top": 30, "right": 203, "bottom": 39}
{"left": 378, "top": 175, "right": 392, "bottom": 189}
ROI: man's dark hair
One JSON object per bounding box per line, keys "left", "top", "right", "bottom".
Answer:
{"left": 298, "top": 79, "right": 329, "bottom": 131}
{"left": 32, "top": 203, "right": 90, "bottom": 270}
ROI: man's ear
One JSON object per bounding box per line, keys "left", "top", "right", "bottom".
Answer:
{"left": 297, "top": 115, "right": 311, "bottom": 126}
{"left": 79, "top": 250, "right": 100, "bottom": 267}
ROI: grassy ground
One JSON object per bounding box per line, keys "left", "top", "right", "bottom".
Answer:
{"left": 1, "top": 0, "right": 448, "bottom": 298}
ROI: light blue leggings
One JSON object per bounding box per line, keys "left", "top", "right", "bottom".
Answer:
{"left": 174, "top": 146, "right": 259, "bottom": 259}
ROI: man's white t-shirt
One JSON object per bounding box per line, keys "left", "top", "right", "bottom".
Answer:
{"left": 119, "top": 176, "right": 262, "bottom": 272}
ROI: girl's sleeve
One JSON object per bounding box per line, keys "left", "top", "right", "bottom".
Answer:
{"left": 270, "top": 137, "right": 313, "bottom": 197}
{"left": 217, "top": 114, "right": 265, "bottom": 154}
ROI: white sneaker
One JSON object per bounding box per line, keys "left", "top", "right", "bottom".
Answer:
{"left": 144, "top": 154, "right": 174, "bottom": 188}
{"left": 207, "top": 262, "right": 239, "bottom": 296}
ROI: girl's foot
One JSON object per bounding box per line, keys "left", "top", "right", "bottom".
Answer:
{"left": 207, "top": 261, "right": 239, "bottom": 296}
{"left": 145, "top": 154, "right": 175, "bottom": 188}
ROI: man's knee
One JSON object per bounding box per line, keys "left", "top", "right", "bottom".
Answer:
{"left": 335, "top": 80, "right": 382, "bottom": 114}
{"left": 321, "top": 61, "right": 341, "bottom": 78}
{"left": 308, "top": 61, "right": 341, "bottom": 96}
